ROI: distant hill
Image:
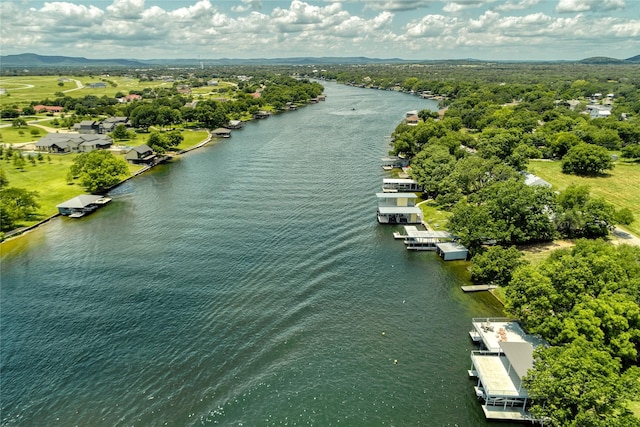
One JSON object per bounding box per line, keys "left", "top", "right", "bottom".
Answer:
{"left": 579, "top": 56, "right": 627, "bottom": 64}
{"left": 2, "top": 53, "right": 639, "bottom": 68}
{"left": 0, "top": 53, "right": 146, "bottom": 68}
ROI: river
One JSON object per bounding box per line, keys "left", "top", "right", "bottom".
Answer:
{"left": 1, "top": 82, "right": 509, "bottom": 426}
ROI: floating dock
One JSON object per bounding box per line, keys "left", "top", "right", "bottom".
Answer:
{"left": 461, "top": 285, "right": 497, "bottom": 292}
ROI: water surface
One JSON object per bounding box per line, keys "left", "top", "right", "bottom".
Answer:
{"left": 1, "top": 83, "right": 508, "bottom": 426}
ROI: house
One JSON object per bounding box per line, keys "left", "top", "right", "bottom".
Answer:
{"left": 586, "top": 104, "right": 612, "bottom": 118}
{"left": 57, "top": 194, "right": 111, "bottom": 218}
{"left": 35, "top": 133, "right": 113, "bottom": 153}
{"left": 75, "top": 120, "right": 99, "bottom": 134}
{"left": 33, "top": 105, "right": 64, "bottom": 113}
{"left": 86, "top": 82, "right": 107, "bottom": 89}
{"left": 99, "top": 117, "right": 130, "bottom": 134}
{"left": 382, "top": 178, "right": 423, "bottom": 193}
{"left": 468, "top": 318, "right": 546, "bottom": 422}
{"left": 119, "top": 93, "right": 142, "bottom": 103}
{"left": 522, "top": 172, "right": 551, "bottom": 188}
{"left": 376, "top": 192, "right": 423, "bottom": 224}
{"left": 211, "top": 128, "right": 231, "bottom": 138}
{"left": 125, "top": 144, "right": 156, "bottom": 164}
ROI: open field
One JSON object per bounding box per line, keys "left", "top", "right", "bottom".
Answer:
{"left": 0, "top": 75, "right": 170, "bottom": 108}
{"left": 2, "top": 151, "right": 142, "bottom": 228}
{"left": 528, "top": 159, "right": 640, "bottom": 237}
{"left": 0, "top": 125, "right": 48, "bottom": 144}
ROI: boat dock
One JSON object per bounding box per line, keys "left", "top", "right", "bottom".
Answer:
{"left": 461, "top": 285, "right": 497, "bottom": 292}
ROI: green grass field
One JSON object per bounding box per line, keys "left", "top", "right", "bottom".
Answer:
{"left": 2, "top": 151, "right": 142, "bottom": 228}
{"left": 0, "top": 125, "right": 48, "bottom": 144}
{"left": 0, "top": 75, "right": 170, "bottom": 109}
{"left": 528, "top": 159, "right": 640, "bottom": 237}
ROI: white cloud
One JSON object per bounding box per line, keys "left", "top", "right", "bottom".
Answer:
{"left": 232, "top": 0, "right": 263, "bottom": 13}
{"left": 556, "top": 0, "right": 625, "bottom": 13}
{"left": 494, "top": 0, "right": 540, "bottom": 12}
{"left": 443, "top": 1, "right": 497, "bottom": 13}
{"left": 106, "top": 0, "right": 145, "bottom": 19}
{"left": 366, "top": 1, "right": 432, "bottom": 12}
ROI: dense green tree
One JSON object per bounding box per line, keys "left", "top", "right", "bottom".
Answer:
{"left": 555, "top": 185, "right": 617, "bottom": 238}
{"left": 524, "top": 338, "right": 640, "bottom": 427}
{"left": 470, "top": 245, "right": 527, "bottom": 287}
{"left": 506, "top": 240, "right": 640, "bottom": 348}
{"left": 0, "top": 187, "right": 40, "bottom": 231}
{"left": 111, "top": 124, "right": 130, "bottom": 141}
{"left": 621, "top": 144, "right": 640, "bottom": 159}
{"left": 70, "top": 150, "right": 129, "bottom": 192}
{"left": 447, "top": 200, "right": 501, "bottom": 253}
{"left": 410, "top": 144, "right": 456, "bottom": 198}
{"left": 562, "top": 143, "right": 613, "bottom": 175}
{"left": 476, "top": 178, "right": 557, "bottom": 244}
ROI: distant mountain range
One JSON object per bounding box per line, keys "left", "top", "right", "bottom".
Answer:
{"left": 1, "top": 53, "right": 639, "bottom": 68}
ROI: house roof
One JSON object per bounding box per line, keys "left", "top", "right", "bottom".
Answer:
{"left": 35, "top": 133, "right": 112, "bottom": 148}
{"left": 435, "top": 242, "right": 468, "bottom": 254}
{"left": 212, "top": 128, "right": 231, "bottom": 134}
{"left": 57, "top": 194, "right": 103, "bottom": 209}
{"left": 128, "top": 144, "right": 153, "bottom": 154}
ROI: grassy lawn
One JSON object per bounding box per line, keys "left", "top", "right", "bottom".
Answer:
{"left": 2, "top": 153, "right": 84, "bottom": 223}
{"left": 2, "top": 151, "right": 142, "bottom": 228}
{"left": 418, "top": 201, "right": 452, "bottom": 230}
{"left": 528, "top": 159, "right": 640, "bottom": 237}
{"left": 0, "top": 75, "right": 169, "bottom": 109}
{"left": 629, "top": 401, "right": 640, "bottom": 418}
{"left": 0, "top": 125, "right": 47, "bottom": 145}
{"left": 176, "top": 130, "right": 209, "bottom": 151}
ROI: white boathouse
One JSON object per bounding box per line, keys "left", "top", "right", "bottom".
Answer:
{"left": 394, "top": 225, "right": 454, "bottom": 250}
{"left": 382, "top": 178, "right": 423, "bottom": 193}
{"left": 468, "top": 318, "right": 545, "bottom": 422}
{"left": 376, "top": 193, "right": 423, "bottom": 224}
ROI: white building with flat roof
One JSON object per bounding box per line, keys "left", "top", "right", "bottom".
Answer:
{"left": 468, "top": 318, "right": 546, "bottom": 422}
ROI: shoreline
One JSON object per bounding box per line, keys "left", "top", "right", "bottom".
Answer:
{"left": 1, "top": 130, "right": 220, "bottom": 243}
{"left": 1, "top": 104, "right": 314, "bottom": 243}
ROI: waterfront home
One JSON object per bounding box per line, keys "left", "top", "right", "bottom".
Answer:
{"left": 468, "top": 318, "right": 545, "bottom": 422}
{"left": 125, "top": 144, "right": 156, "bottom": 164}
{"left": 376, "top": 193, "right": 422, "bottom": 224}
{"left": 382, "top": 178, "right": 423, "bottom": 193}
{"left": 57, "top": 194, "right": 111, "bottom": 218}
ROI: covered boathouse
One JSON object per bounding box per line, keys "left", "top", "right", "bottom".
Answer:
{"left": 382, "top": 178, "right": 423, "bottom": 193}
{"left": 393, "top": 225, "right": 454, "bottom": 250}
{"left": 468, "top": 318, "right": 546, "bottom": 422}
{"left": 376, "top": 193, "right": 423, "bottom": 224}
{"left": 57, "top": 194, "right": 111, "bottom": 218}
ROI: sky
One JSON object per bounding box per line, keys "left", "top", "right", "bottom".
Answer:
{"left": 0, "top": 0, "right": 639, "bottom": 61}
